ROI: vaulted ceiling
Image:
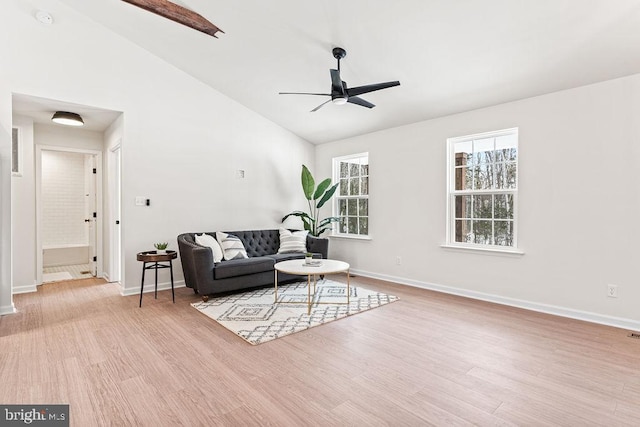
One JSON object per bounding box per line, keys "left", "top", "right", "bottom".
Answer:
{"left": 56, "top": 0, "right": 640, "bottom": 144}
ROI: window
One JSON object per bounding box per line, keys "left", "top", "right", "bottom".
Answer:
{"left": 333, "top": 153, "right": 369, "bottom": 237}
{"left": 12, "top": 127, "right": 22, "bottom": 176}
{"left": 447, "top": 128, "right": 518, "bottom": 249}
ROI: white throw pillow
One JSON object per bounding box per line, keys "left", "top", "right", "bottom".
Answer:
{"left": 215, "top": 232, "right": 249, "bottom": 261}
{"left": 278, "top": 228, "right": 309, "bottom": 254}
{"left": 195, "top": 233, "right": 223, "bottom": 263}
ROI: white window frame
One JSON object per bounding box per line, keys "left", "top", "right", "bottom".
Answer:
{"left": 11, "top": 127, "right": 22, "bottom": 176}
{"left": 332, "top": 152, "right": 370, "bottom": 239}
{"left": 445, "top": 128, "right": 520, "bottom": 253}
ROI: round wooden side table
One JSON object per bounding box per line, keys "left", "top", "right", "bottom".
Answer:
{"left": 136, "top": 250, "right": 177, "bottom": 307}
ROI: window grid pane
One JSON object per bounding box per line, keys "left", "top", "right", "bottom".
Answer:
{"left": 449, "top": 130, "right": 517, "bottom": 248}
{"left": 334, "top": 154, "right": 369, "bottom": 236}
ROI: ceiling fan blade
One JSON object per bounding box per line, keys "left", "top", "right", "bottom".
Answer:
{"left": 121, "top": 0, "right": 223, "bottom": 38}
{"left": 346, "top": 81, "right": 400, "bottom": 97}
{"left": 330, "top": 69, "right": 345, "bottom": 95}
{"left": 279, "top": 92, "right": 331, "bottom": 96}
{"left": 311, "top": 100, "right": 331, "bottom": 112}
{"left": 347, "top": 96, "right": 375, "bottom": 109}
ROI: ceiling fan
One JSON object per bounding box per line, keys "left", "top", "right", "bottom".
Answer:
{"left": 279, "top": 47, "right": 400, "bottom": 112}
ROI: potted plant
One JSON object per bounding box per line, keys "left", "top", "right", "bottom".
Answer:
{"left": 282, "top": 165, "right": 340, "bottom": 237}
{"left": 154, "top": 242, "right": 169, "bottom": 254}
{"left": 305, "top": 252, "right": 313, "bottom": 264}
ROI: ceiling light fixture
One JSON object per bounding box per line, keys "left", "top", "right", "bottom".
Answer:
{"left": 332, "top": 97, "right": 348, "bottom": 106}
{"left": 51, "top": 111, "right": 84, "bottom": 127}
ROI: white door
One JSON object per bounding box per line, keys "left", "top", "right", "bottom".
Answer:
{"left": 85, "top": 154, "right": 97, "bottom": 276}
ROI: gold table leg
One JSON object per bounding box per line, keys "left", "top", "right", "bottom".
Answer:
{"left": 347, "top": 269, "right": 350, "bottom": 306}
{"left": 274, "top": 270, "right": 278, "bottom": 303}
{"left": 307, "top": 274, "right": 311, "bottom": 315}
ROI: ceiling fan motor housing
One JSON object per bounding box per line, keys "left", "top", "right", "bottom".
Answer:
{"left": 332, "top": 47, "right": 347, "bottom": 60}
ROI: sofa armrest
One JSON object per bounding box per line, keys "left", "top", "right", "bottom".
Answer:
{"left": 306, "top": 235, "right": 328, "bottom": 259}
{"left": 177, "top": 233, "right": 215, "bottom": 292}
{"left": 191, "top": 246, "right": 216, "bottom": 290}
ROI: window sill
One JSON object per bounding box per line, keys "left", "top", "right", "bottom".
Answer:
{"left": 329, "top": 234, "right": 372, "bottom": 241}
{"left": 440, "top": 244, "right": 524, "bottom": 256}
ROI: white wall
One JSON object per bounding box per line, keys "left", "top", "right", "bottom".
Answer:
{"left": 10, "top": 116, "right": 36, "bottom": 295}
{"left": 35, "top": 123, "right": 104, "bottom": 151}
{"left": 316, "top": 74, "right": 640, "bottom": 329}
{"left": 1, "top": 0, "right": 313, "bottom": 301}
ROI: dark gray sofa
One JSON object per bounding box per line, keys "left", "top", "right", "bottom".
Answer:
{"left": 177, "top": 229, "right": 328, "bottom": 301}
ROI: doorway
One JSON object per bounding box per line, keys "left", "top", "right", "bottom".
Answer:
{"left": 36, "top": 146, "right": 104, "bottom": 284}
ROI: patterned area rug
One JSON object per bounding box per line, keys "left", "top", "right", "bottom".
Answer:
{"left": 191, "top": 279, "right": 398, "bottom": 345}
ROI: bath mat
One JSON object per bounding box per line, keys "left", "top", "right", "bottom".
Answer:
{"left": 42, "top": 272, "right": 74, "bottom": 283}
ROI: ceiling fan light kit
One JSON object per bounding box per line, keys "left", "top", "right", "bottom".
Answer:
{"left": 279, "top": 46, "right": 400, "bottom": 112}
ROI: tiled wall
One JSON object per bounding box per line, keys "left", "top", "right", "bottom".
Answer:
{"left": 42, "top": 151, "right": 88, "bottom": 247}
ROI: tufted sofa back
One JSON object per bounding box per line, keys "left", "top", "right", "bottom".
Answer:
{"left": 230, "top": 230, "right": 281, "bottom": 257}
{"left": 179, "top": 229, "right": 282, "bottom": 257}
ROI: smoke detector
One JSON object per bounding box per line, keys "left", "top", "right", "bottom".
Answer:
{"left": 35, "top": 10, "right": 54, "bottom": 25}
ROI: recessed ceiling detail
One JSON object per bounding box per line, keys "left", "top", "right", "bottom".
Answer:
{"left": 121, "top": 0, "right": 223, "bottom": 38}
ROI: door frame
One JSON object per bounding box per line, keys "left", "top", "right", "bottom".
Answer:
{"left": 35, "top": 145, "right": 104, "bottom": 284}
{"left": 108, "top": 142, "right": 122, "bottom": 283}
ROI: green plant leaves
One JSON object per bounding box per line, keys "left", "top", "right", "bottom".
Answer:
{"left": 313, "top": 178, "right": 332, "bottom": 200}
{"left": 284, "top": 165, "right": 339, "bottom": 236}
{"left": 301, "top": 165, "right": 315, "bottom": 200}
{"left": 316, "top": 183, "right": 339, "bottom": 209}
{"left": 281, "top": 211, "right": 312, "bottom": 223}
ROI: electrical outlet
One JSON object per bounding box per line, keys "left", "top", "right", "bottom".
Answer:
{"left": 607, "top": 284, "right": 618, "bottom": 298}
{"left": 395, "top": 256, "right": 401, "bottom": 265}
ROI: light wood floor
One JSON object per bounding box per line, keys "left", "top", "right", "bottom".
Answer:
{"left": 1, "top": 276, "right": 639, "bottom": 426}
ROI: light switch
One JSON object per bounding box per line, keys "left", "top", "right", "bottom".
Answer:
{"left": 135, "top": 196, "right": 146, "bottom": 206}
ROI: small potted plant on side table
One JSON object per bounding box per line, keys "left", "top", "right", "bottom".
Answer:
{"left": 154, "top": 242, "right": 168, "bottom": 254}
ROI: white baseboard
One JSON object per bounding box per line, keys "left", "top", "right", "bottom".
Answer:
{"left": 121, "top": 280, "right": 186, "bottom": 297}
{"left": 0, "top": 303, "right": 16, "bottom": 315}
{"left": 12, "top": 283, "right": 37, "bottom": 294}
{"left": 351, "top": 269, "right": 640, "bottom": 332}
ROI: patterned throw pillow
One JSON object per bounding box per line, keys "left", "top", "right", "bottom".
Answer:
{"left": 215, "top": 232, "right": 248, "bottom": 261}
{"left": 277, "top": 228, "right": 309, "bottom": 254}
{"left": 195, "top": 233, "right": 223, "bottom": 263}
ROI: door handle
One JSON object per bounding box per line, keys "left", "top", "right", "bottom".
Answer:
{"left": 84, "top": 219, "right": 91, "bottom": 223}
{"left": 116, "top": 220, "right": 120, "bottom": 225}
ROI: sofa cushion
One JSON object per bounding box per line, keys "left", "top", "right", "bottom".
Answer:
{"left": 216, "top": 232, "right": 248, "bottom": 261}
{"left": 195, "top": 233, "right": 223, "bottom": 263}
{"left": 277, "top": 228, "right": 308, "bottom": 254}
{"left": 214, "top": 257, "right": 275, "bottom": 280}
{"left": 268, "top": 253, "right": 308, "bottom": 263}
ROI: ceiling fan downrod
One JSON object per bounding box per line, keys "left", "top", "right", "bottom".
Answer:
{"left": 332, "top": 47, "right": 346, "bottom": 72}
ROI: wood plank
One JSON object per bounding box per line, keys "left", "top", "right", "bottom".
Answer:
{"left": 0, "top": 276, "right": 639, "bottom": 425}
{"left": 122, "top": 0, "right": 223, "bottom": 37}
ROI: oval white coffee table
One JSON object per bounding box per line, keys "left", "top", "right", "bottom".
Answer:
{"left": 274, "top": 259, "right": 350, "bottom": 315}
